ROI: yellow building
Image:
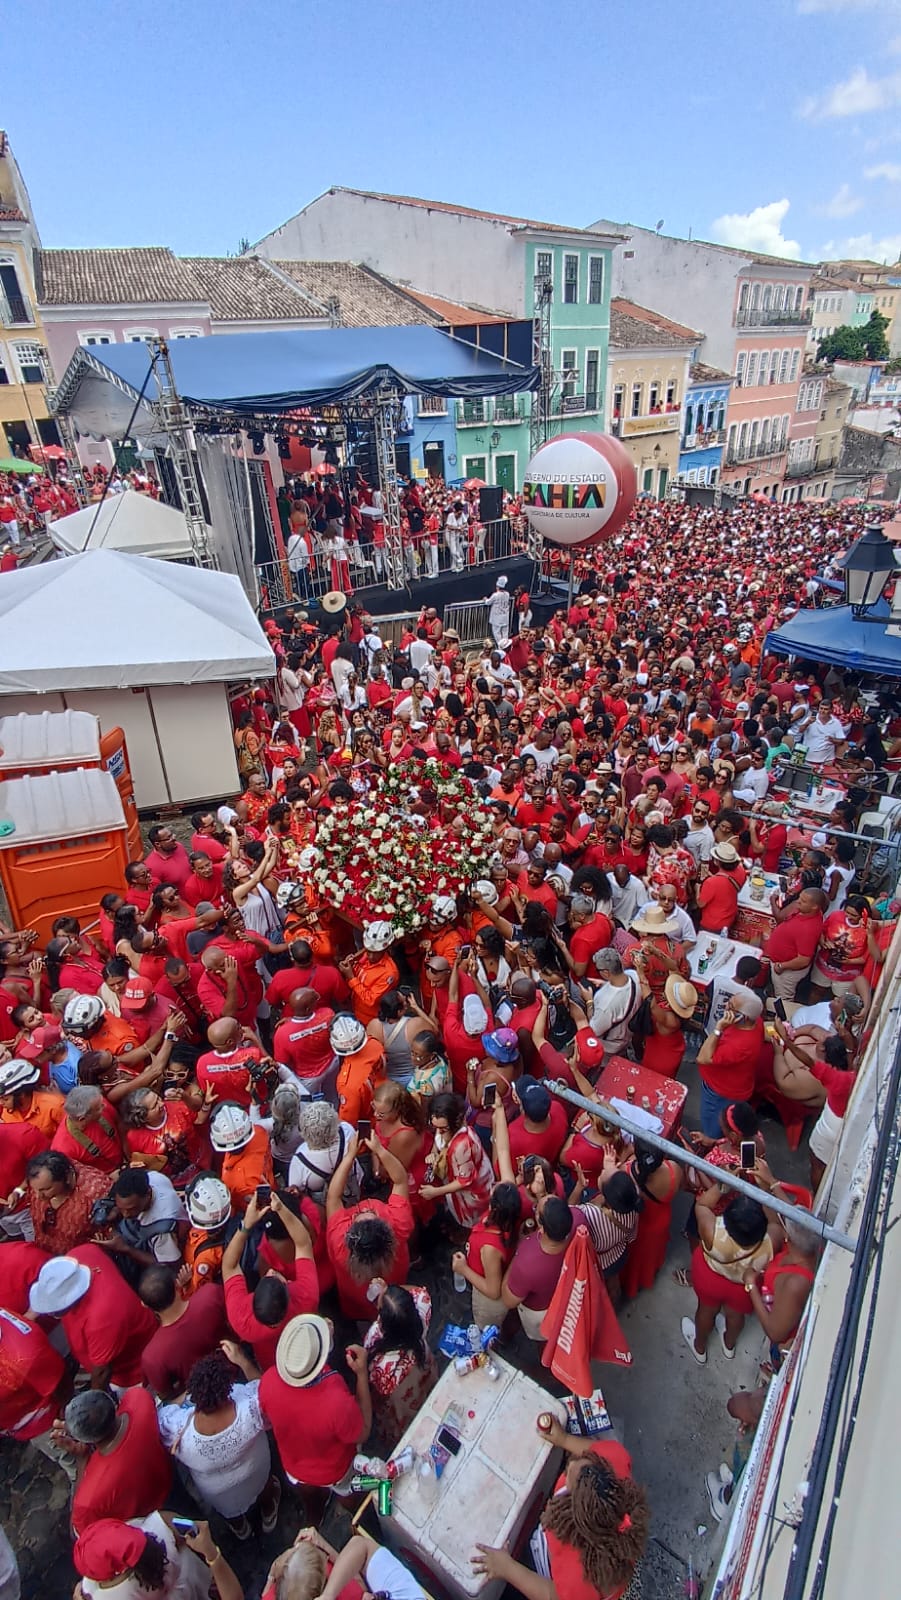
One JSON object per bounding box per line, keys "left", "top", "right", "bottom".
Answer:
{"left": 0, "top": 132, "right": 57, "bottom": 458}
{"left": 607, "top": 298, "right": 698, "bottom": 498}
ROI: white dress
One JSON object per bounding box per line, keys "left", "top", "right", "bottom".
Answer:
{"left": 80, "top": 1513, "right": 210, "bottom": 1600}
{"left": 157, "top": 1383, "right": 271, "bottom": 1518}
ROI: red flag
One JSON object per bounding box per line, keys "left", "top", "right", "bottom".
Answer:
{"left": 540, "top": 1225, "right": 632, "bottom": 1393}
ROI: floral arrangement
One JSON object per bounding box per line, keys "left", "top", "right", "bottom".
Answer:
{"left": 308, "top": 760, "right": 496, "bottom": 933}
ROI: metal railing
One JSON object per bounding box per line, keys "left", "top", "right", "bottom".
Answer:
{"left": 457, "top": 400, "right": 486, "bottom": 425}
{"left": 785, "top": 453, "right": 837, "bottom": 479}
{"left": 0, "top": 288, "right": 33, "bottom": 326}
{"left": 735, "top": 304, "right": 812, "bottom": 329}
{"left": 493, "top": 396, "right": 526, "bottom": 423}
{"left": 724, "top": 439, "right": 787, "bottom": 465}
{"left": 255, "top": 516, "right": 528, "bottom": 612}
{"left": 682, "top": 427, "right": 726, "bottom": 451}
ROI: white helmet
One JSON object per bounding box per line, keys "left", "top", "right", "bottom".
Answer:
{"left": 362, "top": 920, "right": 394, "bottom": 953}
{"left": 0, "top": 1058, "right": 41, "bottom": 1096}
{"left": 330, "top": 1013, "right": 366, "bottom": 1055}
{"left": 430, "top": 895, "right": 457, "bottom": 926}
{"left": 737, "top": 622, "right": 753, "bottom": 643}
{"left": 297, "top": 846, "right": 319, "bottom": 872}
{"left": 276, "top": 881, "right": 304, "bottom": 911}
{"left": 186, "top": 1173, "right": 232, "bottom": 1229}
{"left": 63, "top": 994, "right": 105, "bottom": 1034}
{"left": 209, "top": 1102, "right": 253, "bottom": 1152}
{"left": 473, "top": 879, "right": 498, "bottom": 906}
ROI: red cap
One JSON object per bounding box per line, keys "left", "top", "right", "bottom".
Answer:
{"left": 18, "top": 1024, "right": 62, "bottom": 1060}
{"left": 575, "top": 1027, "right": 603, "bottom": 1067}
{"left": 73, "top": 1519, "right": 147, "bottom": 1580}
{"left": 121, "top": 979, "right": 152, "bottom": 1009}
{"left": 263, "top": 619, "right": 281, "bottom": 635}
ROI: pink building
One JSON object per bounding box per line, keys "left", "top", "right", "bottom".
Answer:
{"left": 721, "top": 270, "right": 812, "bottom": 499}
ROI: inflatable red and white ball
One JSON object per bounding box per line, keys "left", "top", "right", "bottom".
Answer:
{"left": 522, "top": 432, "right": 636, "bottom": 548}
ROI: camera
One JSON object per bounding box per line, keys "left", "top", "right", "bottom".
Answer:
{"left": 90, "top": 1195, "right": 118, "bottom": 1228}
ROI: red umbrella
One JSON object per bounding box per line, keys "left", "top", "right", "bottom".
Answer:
{"left": 464, "top": 477, "right": 486, "bottom": 490}
{"left": 540, "top": 1226, "right": 632, "bottom": 1394}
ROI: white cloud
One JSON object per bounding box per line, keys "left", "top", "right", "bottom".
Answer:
{"left": 865, "top": 160, "right": 901, "bottom": 179}
{"left": 816, "top": 182, "right": 865, "bottom": 216}
{"left": 820, "top": 229, "right": 901, "bottom": 262}
{"left": 799, "top": 0, "right": 890, "bottom": 10}
{"left": 711, "top": 199, "right": 801, "bottom": 258}
{"left": 800, "top": 65, "right": 901, "bottom": 119}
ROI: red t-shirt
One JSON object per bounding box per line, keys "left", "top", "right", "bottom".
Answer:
{"left": 701, "top": 1019, "right": 764, "bottom": 1101}
{"left": 0, "top": 1241, "right": 51, "bottom": 1315}
{"left": 697, "top": 872, "right": 739, "bottom": 933}
{"left": 326, "top": 1192, "right": 414, "bottom": 1319}
{"left": 62, "top": 1244, "right": 157, "bottom": 1385}
{"left": 126, "top": 1100, "right": 203, "bottom": 1183}
{"left": 191, "top": 832, "right": 229, "bottom": 863}
{"left": 764, "top": 912, "right": 824, "bottom": 966}
{"left": 140, "top": 1283, "right": 227, "bottom": 1397}
{"left": 0, "top": 1121, "right": 46, "bottom": 1205}
{"left": 570, "top": 913, "right": 615, "bottom": 970}
{"left": 259, "top": 1365, "right": 362, "bottom": 1487}
{"left": 223, "top": 1262, "right": 319, "bottom": 1369}
{"left": 506, "top": 1100, "right": 569, "bottom": 1168}
{"left": 267, "top": 963, "right": 349, "bottom": 1012}
{"left": 811, "top": 1060, "right": 855, "bottom": 1117}
{"left": 71, "top": 1386, "right": 172, "bottom": 1534}
{"left": 273, "top": 1008, "right": 336, "bottom": 1077}
{"left": 195, "top": 1044, "right": 262, "bottom": 1107}
{"left": 546, "top": 1438, "right": 634, "bottom": 1600}
{"left": 182, "top": 865, "right": 225, "bottom": 907}
{"left": 51, "top": 1100, "right": 122, "bottom": 1173}
{"left": 124, "top": 993, "right": 173, "bottom": 1044}
{"left": 145, "top": 844, "right": 192, "bottom": 890}
{"left": 0, "top": 1306, "right": 65, "bottom": 1438}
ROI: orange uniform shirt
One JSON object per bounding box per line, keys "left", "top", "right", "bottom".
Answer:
{"left": 220, "top": 1127, "right": 273, "bottom": 1211}
{"left": 347, "top": 954, "right": 399, "bottom": 1026}
{"left": 336, "top": 1040, "right": 386, "bottom": 1127}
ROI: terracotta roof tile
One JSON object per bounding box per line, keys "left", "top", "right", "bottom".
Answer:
{"left": 400, "top": 287, "right": 508, "bottom": 325}
{"left": 37, "top": 247, "right": 203, "bottom": 306}
{"left": 273, "top": 260, "right": 441, "bottom": 327}
{"left": 690, "top": 362, "right": 733, "bottom": 384}
{"left": 0, "top": 207, "right": 26, "bottom": 223}
{"left": 610, "top": 297, "right": 701, "bottom": 348}
{"left": 182, "top": 257, "right": 324, "bottom": 321}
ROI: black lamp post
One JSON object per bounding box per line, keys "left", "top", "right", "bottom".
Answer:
{"left": 835, "top": 523, "right": 898, "bottom": 618}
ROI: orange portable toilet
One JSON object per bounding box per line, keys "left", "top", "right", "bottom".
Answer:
{"left": 0, "top": 768, "right": 129, "bottom": 946}
{"left": 0, "top": 710, "right": 142, "bottom": 860}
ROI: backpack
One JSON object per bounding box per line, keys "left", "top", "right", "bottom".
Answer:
{"left": 293, "top": 1126, "right": 362, "bottom": 1207}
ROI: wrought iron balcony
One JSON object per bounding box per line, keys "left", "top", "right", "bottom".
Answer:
{"left": 724, "top": 439, "right": 787, "bottom": 465}
{"left": 735, "top": 305, "right": 812, "bottom": 329}
{"left": 682, "top": 427, "right": 726, "bottom": 451}
{"left": 784, "top": 453, "right": 837, "bottom": 479}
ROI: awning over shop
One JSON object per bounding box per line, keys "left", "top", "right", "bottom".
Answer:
{"left": 764, "top": 598, "right": 901, "bottom": 676}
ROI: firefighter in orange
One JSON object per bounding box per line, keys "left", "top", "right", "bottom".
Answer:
{"left": 339, "top": 921, "right": 399, "bottom": 1027}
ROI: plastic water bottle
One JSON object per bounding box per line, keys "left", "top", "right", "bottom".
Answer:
{"left": 453, "top": 1270, "right": 467, "bottom": 1294}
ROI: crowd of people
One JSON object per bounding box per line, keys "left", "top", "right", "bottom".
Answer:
{"left": 0, "top": 460, "right": 158, "bottom": 572}
{"left": 277, "top": 471, "right": 526, "bottom": 596}
{"left": 0, "top": 492, "right": 897, "bottom": 1598}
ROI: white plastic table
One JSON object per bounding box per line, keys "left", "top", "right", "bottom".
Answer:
{"left": 378, "top": 1353, "right": 566, "bottom": 1600}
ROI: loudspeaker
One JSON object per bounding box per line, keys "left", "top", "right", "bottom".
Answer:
{"left": 479, "top": 486, "right": 504, "bottom": 523}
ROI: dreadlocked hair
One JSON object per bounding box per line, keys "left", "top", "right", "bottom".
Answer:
{"left": 540, "top": 1456, "right": 649, "bottom": 1594}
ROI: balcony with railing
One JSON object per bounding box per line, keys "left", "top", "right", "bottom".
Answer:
{"left": 0, "top": 287, "right": 33, "bottom": 327}
{"left": 550, "top": 390, "right": 600, "bottom": 418}
{"left": 456, "top": 396, "right": 527, "bottom": 426}
{"left": 735, "top": 304, "right": 812, "bottom": 330}
{"left": 724, "top": 437, "right": 788, "bottom": 466}
{"left": 785, "top": 453, "right": 837, "bottom": 480}
{"left": 682, "top": 427, "right": 726, "bottom": 452}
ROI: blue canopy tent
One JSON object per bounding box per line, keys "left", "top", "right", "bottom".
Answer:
{"left": 54, "top": 325, "right": 539, "bottom": 423}
{"left": 764, "top": 599, "right": 901, "bottom": 676}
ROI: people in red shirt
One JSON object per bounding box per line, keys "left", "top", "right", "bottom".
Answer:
{"left": 266, "top": 945, "right": 350, "bottom": 1015}
{"left": 196, "top": 1018, "right": 263, "bottom": 1107}
{"left": 762, "top": 889, "right": 826, "bottom": 1002}
{"left": 66, "top": 1385, "right": 172, "bottom": 1534}
{"left": 51, "top": 1089, "right": 123, "bottom": 1174}
{"left": 259, "top": 1315, "right": 365, "bottom": 1488}
{"left": 30, "top": 1242, "right": 156, "bottom": 1389}
{"left": 0, "top": 1306, "right": 66, "bottom": 1442}
{"left": 181, "top": 854, "right": 225, "bottom": 908}
{"left": 568, "top": 905, "right": 615, "bottom": 977}
{"left": 273, "top": 991, "right": 336, "bottom": 1079}
{"left": 506, "top": 1081, "right": 569, "bottom": 1169}
{"left": 221, "top": 1192, "right": 319, "bottom": 1368}
{"left": 696, "top": 859, "right": 740, "bottom": 934}
{"left": 118, "top": 978, "right": 174, "bottom": 1044}
{"left": 326, "top": 1139, "right": 414, "bottom": 1320}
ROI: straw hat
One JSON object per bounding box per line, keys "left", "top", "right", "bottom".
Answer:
{"left": 712, "top": 841, "right": 740, "bottom": 866}
{"left": 275, "top": 1314, "right": 331, "bottom": 1388}
{"left": 29, "top": 1255, "right": 91, "bottom": 1317}
{"left": 665, "top": 975, "right": 699, "bottom": 1018}
{"left": 630, "top": 904, "right": 679, "bottom": 936}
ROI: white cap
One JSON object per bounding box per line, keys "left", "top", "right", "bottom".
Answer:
{"left": 496, "top": 575, "right": 508, "bottom": 588}
{"left": 462, "top": 994, "right": 489, "bottom": 1035}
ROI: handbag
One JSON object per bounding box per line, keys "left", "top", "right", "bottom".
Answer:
{"left": 627, "top": 994, "right": 654, "bottom": 1060}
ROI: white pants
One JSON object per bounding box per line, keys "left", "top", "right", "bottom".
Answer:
{"left": 425, "top": 542, "right": 439, "bottom": 577}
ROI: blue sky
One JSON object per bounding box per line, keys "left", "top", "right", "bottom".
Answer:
{"left": 2, "top": 0, "right": 900, "bottom": 264}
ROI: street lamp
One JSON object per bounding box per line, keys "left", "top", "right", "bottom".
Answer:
{"left": 835, "top": 523, "right": 898, "bottom": 617}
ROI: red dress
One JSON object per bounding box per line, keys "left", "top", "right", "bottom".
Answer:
{"left": 621, "top": 1159, "right": 680, "bottom": 1297}
{"left": 641, "top": 1002, "right": 687, "bottom": 1077}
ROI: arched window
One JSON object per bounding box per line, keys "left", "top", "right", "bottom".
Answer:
{"left": 738, "top": 422, "right": 749, "bottom": 454}
{"left": 728, "top": 424, "right": 738, "bottom": 458}
{"left": 762, "top": 285, "right": 773, "bottom": 311}
{"left": 739, "top": 283, "right": 750, "bottom": 312}
{"left": 779, "top": 350, "right": 790, "bottom": 383}
{"left": 750, "top": 283, "right": 761, "bottom": 310}
{"left": 736, "top": 352, "right": 746, "bottom": 385}
{"left": 749, "top": 420, "right": 760, "bottom": 455}
{"left": 795, "top": 286, "right": 804, "bottom": 313}
{"left": 769, "top": 352, "right": 780, "bottom": 385}
{"left": 789, "top": 350, "right": 800, "bottom": 381}
{"left": 772, "top": 286, "right": 784, "bottom": 312}
{"left": 747, "top": 353, "right": 759, "bottom": 387}
{"left": 759, "top": 419, "right": 770, "bottom": 453}
{"left": 757, "top": 351, "right": 768, "bottom": 386}
{"left": 715, "top": 404, "right": 725, "bottom": 430}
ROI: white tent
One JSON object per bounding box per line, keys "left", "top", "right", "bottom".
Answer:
{"left": 0, "top": 550, "right": 275, "bottom": 808}
{"left": 48, "top": 490, "right": 201, "bottom": 562}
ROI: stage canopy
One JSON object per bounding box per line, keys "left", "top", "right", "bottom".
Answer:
{"left": 764, "top": 599, "right": 901, "bottom": 677}
{"left": 0, "top": 549, "right": 273, "bottom": 692}
{"left": 48, "top": 489, "right": 200, "bottom": 561}
{"left": 53, "top": 325, "right": 540, "bottom": 437}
